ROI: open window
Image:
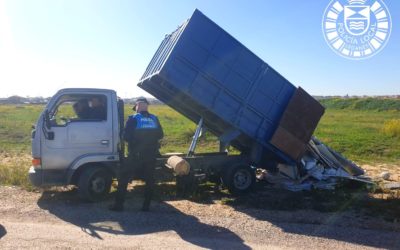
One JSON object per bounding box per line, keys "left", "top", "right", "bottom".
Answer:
{"left": 50, "top": 94, "right": 107, "bottom": 126}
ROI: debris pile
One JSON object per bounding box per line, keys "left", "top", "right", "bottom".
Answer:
{"left": 377, "top": 171, "right": 400, "bottom": 190}
{"left": 258, "top": 137, "right": 373, "bottom": 191}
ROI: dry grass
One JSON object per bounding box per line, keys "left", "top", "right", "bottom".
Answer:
{"left": 382, "top": 119, "right": 400, "bottom": 138}
{"left": 0, "top": 153, "right": 32, "bottom": 189}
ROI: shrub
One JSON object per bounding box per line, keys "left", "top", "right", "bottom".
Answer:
{"left": 382, "top": 119, "right": 400, "bottom": 137}
{"left": 320, "top": 98, "right": 400, "bottom": 111}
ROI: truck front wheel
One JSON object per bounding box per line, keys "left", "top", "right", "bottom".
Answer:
{"left": 78, "top": 167, "right": 112, "bottom": 202}
{"left": 222, "top": 164, "right": 256, "bottom": 195}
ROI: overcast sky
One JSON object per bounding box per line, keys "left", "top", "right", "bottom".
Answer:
{"left": 0, "top": 0, "right": 399, "bottom": 98}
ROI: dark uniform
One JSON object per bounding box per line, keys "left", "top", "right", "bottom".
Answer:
{"left": 111, "top": 110, "right": 163, "bottom": 211}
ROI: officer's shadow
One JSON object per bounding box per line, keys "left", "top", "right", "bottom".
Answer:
{"left": 0, "top": 224, "right": 6, "bottom": 239}
{"left": 37, "top": 185, "right": 250, "bottom": 250}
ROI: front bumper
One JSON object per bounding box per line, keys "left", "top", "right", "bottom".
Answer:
{"left": 28, "top": 166, "right": 43, "bottom": 186}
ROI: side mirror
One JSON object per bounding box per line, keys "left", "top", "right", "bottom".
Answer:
{"left": 43, "top": 109, "right": 51, "bottom": 129}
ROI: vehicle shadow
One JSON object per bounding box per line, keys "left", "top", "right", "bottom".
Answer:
{"left": 0, "top": 224, "right": 6, "bottom": 239}
{"left": 37, "top": 185, "right": 250, "bottom": 250}
{"left": 37, "top": 182, "right": 400, "bottom": 249}
{"left": 220, "top": 182, "right": 400, "bottom": 249}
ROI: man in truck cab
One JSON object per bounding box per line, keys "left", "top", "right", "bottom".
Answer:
{"left": 89, "top": 96, "right": 107, "bottom": 120}
{"left": 72, "top": 99, "right": 92, "bottom": 119}
{"left": 110, "top": 97, "right": 164, "bottom": 212}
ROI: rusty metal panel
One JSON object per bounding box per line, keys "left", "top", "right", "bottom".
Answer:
{"left": 270, "top": 87, "right": 325, "bottom": 160}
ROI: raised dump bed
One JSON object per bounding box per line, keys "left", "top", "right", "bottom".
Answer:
{"left": 138, "top": 9, "right": 324, "bottom": 166}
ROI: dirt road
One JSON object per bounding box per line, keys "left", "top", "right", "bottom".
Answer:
{"left": 0, "top": 186, "right": 399, "bottom": 249}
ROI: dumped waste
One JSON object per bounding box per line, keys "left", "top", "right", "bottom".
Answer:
{"left": 380, "top": 171, "right": 391, "bottom": 181}
{"left": 381, "top": 182, "right": 400, "bottom": 190}
{"left": 257, "top": 137, "right": 374, "bottom": 191}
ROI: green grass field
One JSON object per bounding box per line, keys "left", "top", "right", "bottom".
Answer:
{"left": 315, "top": 109, "right": 400, "bottom": 163}
{"left": 0, "top": 100, "right": 399, "bottom": 188}
{"left": 316, "top": 98, "right": 400, "bottom": 163}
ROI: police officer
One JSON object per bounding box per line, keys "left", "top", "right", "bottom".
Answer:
{"left": 110, "top": 97, "right": 163, "bottom": 212}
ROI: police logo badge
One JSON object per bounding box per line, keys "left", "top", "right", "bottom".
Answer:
{"left": 322, "top": 0, "right": 391, "bottom": 59}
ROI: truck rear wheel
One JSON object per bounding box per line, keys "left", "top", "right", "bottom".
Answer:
{"left": 222, "top": 164, "right": 255, "bottom": 195}
{"left": 78, "top": 167, "right": 112, "bottom": 202}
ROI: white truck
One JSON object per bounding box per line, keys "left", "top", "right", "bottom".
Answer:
{"left": 29, "top": 88, "right": 125, "bottom": 201}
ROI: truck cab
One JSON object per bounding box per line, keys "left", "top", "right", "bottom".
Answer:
{"left": 29, "top": 88, "right": 124, "bottom": 201}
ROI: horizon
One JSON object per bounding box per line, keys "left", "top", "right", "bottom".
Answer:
{"left": 2, "top": 94, "right": 399, "bottom": 100}
{"left": 0, "top": 0, "right": 399, "bottom": 98}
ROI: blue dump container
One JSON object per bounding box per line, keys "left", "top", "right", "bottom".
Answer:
{"left": 138, "top": 9, "right": 324, "bottom": 165}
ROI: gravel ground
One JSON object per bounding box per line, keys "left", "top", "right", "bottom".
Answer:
{"left": 0, "top": 185, "right": 400, "bottom": 249}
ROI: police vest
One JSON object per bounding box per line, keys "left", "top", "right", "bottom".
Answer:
{"left": 131, "top": 113, "right": 159, "bottom": 130}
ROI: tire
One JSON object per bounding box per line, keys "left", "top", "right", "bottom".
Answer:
{"left": 78, "top": 167, "right": 112, "bottom": 202}
{"left": 222, "top": 164, "right": 256, "bottom": 195}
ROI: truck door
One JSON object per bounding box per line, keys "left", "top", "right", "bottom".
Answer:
{"left": 41, "top": 93, "right": 113, "bottom": 184}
